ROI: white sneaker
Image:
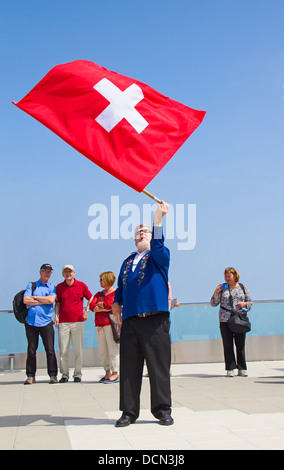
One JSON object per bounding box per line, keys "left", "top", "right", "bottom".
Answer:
{"left": 227, "top": 370, "right": 234, "bottom": 377}
{"left": 238, "top": 369, "right": 248, "bottom": 377}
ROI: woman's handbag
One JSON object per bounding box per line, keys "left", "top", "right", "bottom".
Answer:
{"left": 227, "top": 284, "right": 251, "bottom": 334}
{"left": 108, "top": 313, "right": 121, "bottom": 343}
{"left": 99, "top": 292, "right": 121, "bottom": 343}
{"left": 228, "top": 310, "right": 251, "bottom": 334}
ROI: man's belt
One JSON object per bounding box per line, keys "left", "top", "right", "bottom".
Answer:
{"left": 137, "top": 311, "right": 165, "bottom": 318}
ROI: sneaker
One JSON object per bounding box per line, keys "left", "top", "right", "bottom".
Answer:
{"left": 103, "top": 376, "right": 119, "bottom": 383}
{"left": 49, "top": 376, "right": 58, "bottom": 384}
{"left": 238, "top": 369, "right": 248, "bottom": 377}
{"left": 226, "top": 370, "right": 234, "bottom": 377}
{"left": 74, "top": 377, "right": 81, "bottom": 383}
{"left": 59, "top": 377, "right": 68, "bottom": 383}
{"left": 99, "top": 376, "right": 107, "bottom": 383}
{"left": 24, "top": 377, "right": 36, "bottom": 385}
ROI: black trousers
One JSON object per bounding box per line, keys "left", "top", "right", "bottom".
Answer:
{"left": 119, "top": 312, "right": 172, "bottom": 420}
{"left": 220, "top": 322, "right": 247, "bottom": 371}
{"left": 25, "top": 321, "right": 58, "bottom": 377}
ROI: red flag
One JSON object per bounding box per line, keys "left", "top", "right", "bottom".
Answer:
{"left": 13, "top": 60, "right": 206, "bottom": 192}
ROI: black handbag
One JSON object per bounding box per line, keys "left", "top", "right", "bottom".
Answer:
{"left": 227, "top": 284, "right": 251, "bottom": 334}
{"left": 228, "top": 310, "right": 251, "bottom": 334}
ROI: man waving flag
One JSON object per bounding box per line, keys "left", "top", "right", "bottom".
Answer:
{"left": 13, "top": 60, "right": 206, "bottom": 194}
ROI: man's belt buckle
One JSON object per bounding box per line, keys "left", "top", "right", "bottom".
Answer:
{"left": 138, "top": 312, "right": 147, "bottom": 318}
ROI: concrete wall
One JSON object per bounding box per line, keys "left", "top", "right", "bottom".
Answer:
{"left": 172, "top": 335, "right": 284, "bottom": 364}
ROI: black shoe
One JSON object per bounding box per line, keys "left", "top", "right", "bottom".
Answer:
{"left": 159, "top": 415, "right": 174, "bottom": 426}
{"left": 74, "top": 377, "right": 81, "bottom": 383}
{"left": 59, "top": 377, "right": 68, "bottom": 383}
{"left": 115, "top": 413, "right": 136, "bottom": 427}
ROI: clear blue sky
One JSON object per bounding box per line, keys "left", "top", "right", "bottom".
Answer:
{"left": 0, "top": 0, "right": 283, "bottom": 307}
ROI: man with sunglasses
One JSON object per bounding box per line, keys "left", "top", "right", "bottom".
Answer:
{"left": 112, "top": 200, "right": 173, "bottom": 427}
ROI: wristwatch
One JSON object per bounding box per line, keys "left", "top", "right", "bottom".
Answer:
{"left": 34, "top": 296, "right": 37, "bottom": 301}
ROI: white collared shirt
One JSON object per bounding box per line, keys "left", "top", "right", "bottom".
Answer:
{"left": 132, "top": 250, "right": 149, "bottom": 271}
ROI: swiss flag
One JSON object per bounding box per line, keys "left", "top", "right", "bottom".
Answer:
{"left": 13, "top": 60, "right": 206, "bottom": 192}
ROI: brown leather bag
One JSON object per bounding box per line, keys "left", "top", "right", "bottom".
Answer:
{"left": 99, "top": 292, "right": 121, "bottom": 343}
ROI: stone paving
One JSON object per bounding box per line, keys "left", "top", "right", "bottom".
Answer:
{"left": 1, "top": 361, "right": 284, "bottom": 450}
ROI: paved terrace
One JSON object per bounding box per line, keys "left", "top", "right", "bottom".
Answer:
{"left": 1, "top": 361, "right": 284, "bottom": 450}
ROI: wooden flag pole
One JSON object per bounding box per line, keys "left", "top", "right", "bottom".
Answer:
{"left": 142, "top": 189, "right": 162, "bottom": 204}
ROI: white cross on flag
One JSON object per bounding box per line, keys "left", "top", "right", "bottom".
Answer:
{"left": 94, "top": 78, "right": 149, "bottom": 134}
{"left": 13, "top": 60, "right": 206, "bottom": 192}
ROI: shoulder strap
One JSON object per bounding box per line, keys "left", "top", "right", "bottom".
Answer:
{"left": 99, "top": 291, "right": 104, "bottom": 302}
{"left": 228, "top": 283, "right": 246, "bottom": 308}
{"left": 239, "top": 282, "right": 245, "bottom": 294}
{"left": 239, "top": 282, "right": 247, "bottom": 301}
{"left": 31, "top": 282, "right": 37, "bottom": 295}
{"left": 228, "top": 287, "right": 234, "bottom": 309}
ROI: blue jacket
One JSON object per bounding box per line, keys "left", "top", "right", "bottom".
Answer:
{"left": 114, "top": 226, "right": 170, "bottom": 320}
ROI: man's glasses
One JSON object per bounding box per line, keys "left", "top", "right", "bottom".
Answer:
{"left": 135, "top": 229, "right": 152, "bottom": 238}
